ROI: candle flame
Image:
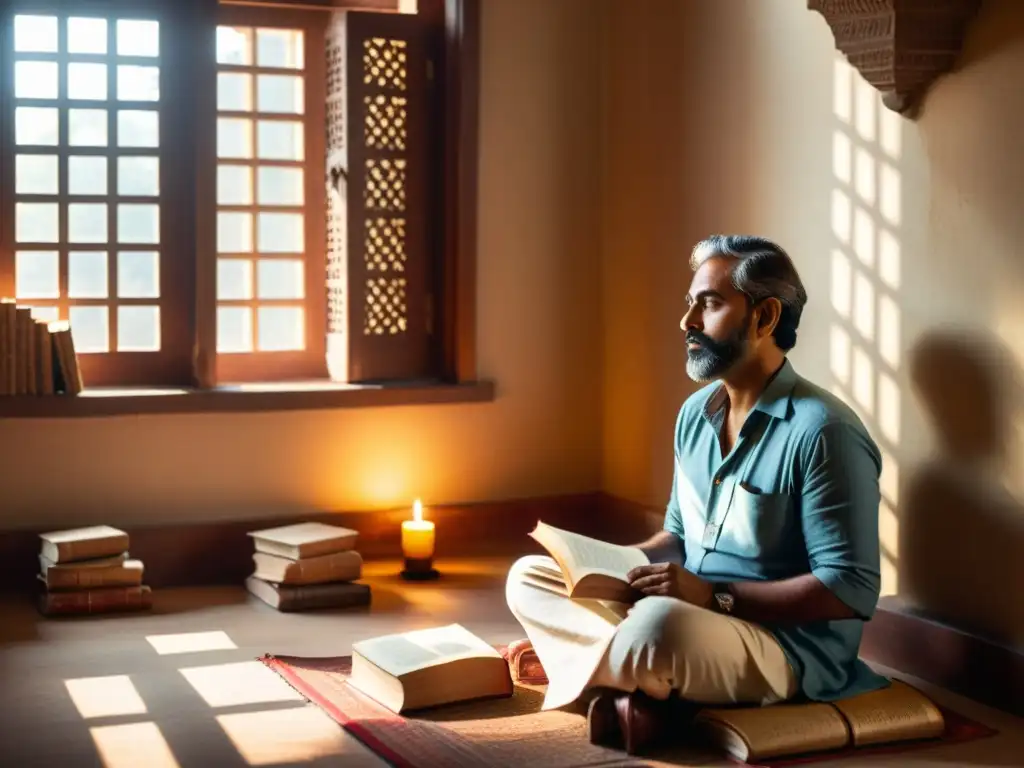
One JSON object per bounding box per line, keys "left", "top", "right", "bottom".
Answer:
{"left": 413, "top": 499, "right": 423, "bottom": 522}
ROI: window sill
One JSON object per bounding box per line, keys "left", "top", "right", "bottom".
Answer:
{"left": 0, "top": 379, "right": 495, "bottom": 419}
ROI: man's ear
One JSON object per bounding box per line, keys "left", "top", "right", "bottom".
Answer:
{"left": 755, "top": 298, "right": 782, "bottom": 339}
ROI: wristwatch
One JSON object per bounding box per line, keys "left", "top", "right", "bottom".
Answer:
{"left": 711, "top": 582, "right": 735, "bottom": 614}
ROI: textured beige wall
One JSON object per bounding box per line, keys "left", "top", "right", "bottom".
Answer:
{"left": 601, "top": 0, "right": 1024, "bottom": 644}
{"left": 0, "top": 0, "right": 605, "bottom": 529}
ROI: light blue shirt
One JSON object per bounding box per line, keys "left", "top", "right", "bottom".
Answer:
{"left": 663, "top": 358, "right": 889, "bottom": 701}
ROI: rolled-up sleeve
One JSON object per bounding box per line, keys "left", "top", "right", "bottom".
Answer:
{"left": 801, "top": 421, "right": 882, "bottom": 619}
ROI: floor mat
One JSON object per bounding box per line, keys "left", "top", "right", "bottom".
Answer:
{"left": 259, "top": 653, "right": 998, "bottom": 768}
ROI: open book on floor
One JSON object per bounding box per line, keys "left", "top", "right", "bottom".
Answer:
{"left": 694, "top": 679, "right": 947, "bottom": 763}
{"left": 346, "top": 623, "right": 513, "bottom": 714}
{"left": 525, "top": 521, "right": 649, "bottom": 603}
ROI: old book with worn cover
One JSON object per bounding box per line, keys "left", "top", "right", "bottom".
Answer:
{"left": 245, "top": 576, "right": 370, "bottom": 612}
{"left": 347, "top": 623, "right": 514, "bottom": 714}
{"left": 252, "top": 549, "right": 362, "bottom": 585}
{"left": 694, "top": 680, "right": 946, "bottom": 762}
{"left": 525, "top": 521, "right": 649, "bottom": 603}
{"left": 39, "top": 526, "right": 129, "bottom": 564}
{"left": 39, "top": 585, "right": 152, "bottom": 616}
{"left": 247, "top": 522, "right": 359, "bottom": 560}
{"left": 39, "top": 558, "right": 143, "bottom": 590}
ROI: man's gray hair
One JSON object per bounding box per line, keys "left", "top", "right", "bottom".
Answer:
{"left": 690, "top": 235, "right": 808, "bottom": 351}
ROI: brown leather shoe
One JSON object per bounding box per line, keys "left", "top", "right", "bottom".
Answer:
{"left": 586, "top": 689, "right": 682, "bottom": 755}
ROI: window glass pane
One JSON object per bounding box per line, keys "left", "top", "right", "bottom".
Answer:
{"left": 257, "top": 121, "right": 302, "bottom": 161}
{"left": 31, "top": 306, "right": 59, "bottom": 323}
{"left": 68, "top": 251, "right": 109, "bottom": 298}
{"left": 69, "top": 109, "right": 108, "bottom": 146}
{"left": 217, "top": 27, "right": 252, "bottom": 65}
{"left": 217, "top": 307, "right": 252, "bottom": 352}
{"left": 217, "top": 212, "right": 252, "bottom": 253}
{"left": 117, "top": 20, "right": 159, "bottom": 57}
{"left": 217, "top": 259, "right": 253, "bottom": 300}
{"left": 118, "top": 157, "right": 159, "bottom": 197}
{"left": 118, "top": 251, "right": 160, "bottom": 298}
{"left": 68, "top": 63, "right": 108, "bottom": 101}
{"left": 69, "top": 203, "right": 109, "bottom": 243}
{"left": 16, "top": 203, "right": 59, "bottom": 243}
{"left": 257, "top": 212, "right": 303, "bottom": 253}
{"left": 118, "top": 204, "right": 160, "bottom": 244}
{"left": 218, "top": 73, "right": 252, "bottom": 112}
{"left": 69, "top": 156, "right": 108, "bottom": 195}
{"left": 256, "top": 75, "right": 303, "bottom": 114}
{"left": 14, "top": 15, "right": 58, "bottom": 53}
{"left": 117, "top": 66, "right": 160, "bottom": 102}
{"left": 218, "top": 118, "right": 253, "bottom": 159}
{"left": 257, "top": 307, "right": 303, "bottom": 351}
{"left": 118, "top": 306, "right": 160, "bottom": 351}
{"left": 15, "top": 251, "right": 59, "bottom": 299}
{"left": 16, "top": 155, "right": 59, "bottom": 195}
{"left": 218, "top": 165, "right": 252, "bottom": 205}
{"left": 256, "top": 29, "right": 303, "bottom": 69}
{"left": 16, "top": 107, "right": 59, "bottom": 146}
{"left": 117, "top": 110, "right": 159, "bottom": 148}
{"left": 68, "top": 17, "right": 108, "bottom": 54}
{"left": 257, "top": 259, "right": 303, "bottom": 300}
{"left": 69, "top": 306, "right": 109, "bottom": 353}
{"left": 16, "top": 61, "right": 58, "bottom": 99}
{"left": 257, "top": 167, "right": 303, "bottom": 206}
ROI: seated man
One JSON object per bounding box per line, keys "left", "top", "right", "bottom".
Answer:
{"left": 506, "top": 235, "right": 889, "bottom": 754}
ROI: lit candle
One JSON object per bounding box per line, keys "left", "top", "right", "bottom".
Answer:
{"left": 400, "top": 500, "right": 438, "bottom": 579}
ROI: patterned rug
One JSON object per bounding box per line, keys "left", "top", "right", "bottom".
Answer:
{"left": 258, "top": 653, "right": 998, "bottom": 768}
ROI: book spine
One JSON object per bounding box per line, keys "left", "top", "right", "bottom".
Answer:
{"left": 51, "top": 535, "right": 130, "bottom": 563}
{"left": 286, "top": 552, "right": 363, "bottom": 585}
{"left": 276, "top": 584, "right": 371, "bottom": 612}
{"left": 42, "top": 566, "right": 143, "bottom": 591}
{"left": 39, "top": 586, "right": 152, "bottom": 615}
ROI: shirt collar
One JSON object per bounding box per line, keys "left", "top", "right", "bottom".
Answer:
{"left": 702, "top": 358, "right": 798, "bottom": 422}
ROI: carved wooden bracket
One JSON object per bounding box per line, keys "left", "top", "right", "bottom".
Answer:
{"left": 809, "top": 0, "right": 981, "bottom": 117}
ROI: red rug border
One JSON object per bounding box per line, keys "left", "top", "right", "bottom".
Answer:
{"left": 260, "top": 652, "right": 1001, "bottom": 768}
{"left": 261, "top": 654, "right": 413, "bottom": 768}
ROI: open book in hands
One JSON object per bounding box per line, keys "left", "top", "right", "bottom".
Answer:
{"left": 525, "top": 521, "right": 649, "bottom": 603}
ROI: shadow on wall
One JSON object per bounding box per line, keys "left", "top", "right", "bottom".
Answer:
{"left": 901, "top": 330, "right": 1024, "bottom": 646}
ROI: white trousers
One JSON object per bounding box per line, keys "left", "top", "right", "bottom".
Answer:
{"left": 505, "top": 555, "right": 799, "bottom": 711}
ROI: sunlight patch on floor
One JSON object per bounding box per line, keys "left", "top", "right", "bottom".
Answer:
{"left": 179, "top": 661, "right": 303, "bottom": 708}
{"left": 146, "top": 630, "right": 237, "bottom": 655}
{"left": 216, "top": 707, "right": 373, "bottom": 766}
{"left": 65, "top": 675, "right": 147, "bottom": 719}
{"left": 90, "top": 722, "right": 180, "bottom": 768}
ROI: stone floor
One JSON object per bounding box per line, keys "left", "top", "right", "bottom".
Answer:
{"left": 0, "top": 556, "right": 1021, "bottom": 767}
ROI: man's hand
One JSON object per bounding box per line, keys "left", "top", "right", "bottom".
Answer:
{"left": 627, "top": 562, "right": 714, "bottom": 608}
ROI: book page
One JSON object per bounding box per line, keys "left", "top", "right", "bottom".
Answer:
{"left": 696, "top": 703, "right": 849, "bottom": 760}
{"left": 833, "top": 680, "right": 945, "bottom": 746}
{"left": 529, "top": 521, "right": 648, "bottom": 588}
{"left": 353, "top": 623, "right": 500, "bottom": 679}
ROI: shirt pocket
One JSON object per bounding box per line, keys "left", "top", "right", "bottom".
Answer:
{"left": 716, "top": 484, "right": 792, "bottom": 558}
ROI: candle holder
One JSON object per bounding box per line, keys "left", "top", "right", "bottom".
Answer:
{"left": 400, "top": 557, "right": 440, "bottom": 581}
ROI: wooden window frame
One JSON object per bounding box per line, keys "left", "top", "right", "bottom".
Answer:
{"left": 0, "top": 0, "right": 484, "bottom": 416}
{"left": 212, "top": 5, "right": 328, "bottom": 383}
{"left": 0, "top": 0, "right": 195, "bottom": 387}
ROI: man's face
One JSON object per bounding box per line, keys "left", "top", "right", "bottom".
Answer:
{"left": 681, "top": 256, "right": 753, "bottom": 382}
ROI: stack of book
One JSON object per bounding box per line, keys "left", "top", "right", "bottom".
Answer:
{"left": 0, "top": 300, "right": 83, "bottom": 396}
{"left": 244, "top": 521, "right": 371, "bottom": 612}
{"left": 37, "top": 525, "right": 152, "bottom": 616}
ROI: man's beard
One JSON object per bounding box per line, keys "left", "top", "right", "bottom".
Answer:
{"left": 685, "top": 322, "right": 749, "bottom": 382}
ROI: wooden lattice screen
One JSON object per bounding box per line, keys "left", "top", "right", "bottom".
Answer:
{"left": 325, "top": 10, "right": 431, "bottom": 383}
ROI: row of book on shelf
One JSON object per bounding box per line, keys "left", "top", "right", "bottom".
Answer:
{"left": 36, "top": 520, "right": 370, "bottom": 616}
{"left": 0, "top": 299, "right": 83, "bottom": 396}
